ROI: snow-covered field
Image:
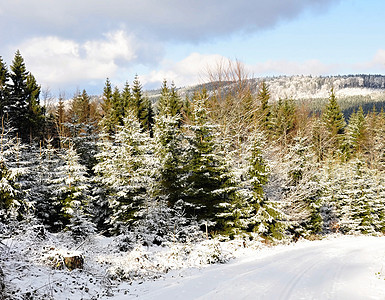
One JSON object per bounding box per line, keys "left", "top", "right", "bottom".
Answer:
{"left": 2, "top": 232, "right": 385, "bottom": 299}
{"left": 121, "top": 235, "right": 385, "bottom": 300}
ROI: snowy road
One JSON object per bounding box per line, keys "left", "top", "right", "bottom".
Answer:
{"left": 122, "top": 236, "right": 385, "bottom": 300}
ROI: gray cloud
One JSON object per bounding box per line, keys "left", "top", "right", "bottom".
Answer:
{"left": 0, "top": 0, "right": 341, "bottom": 94}
{"left": 1, "top": 0, "right": 340, "bottom": 43}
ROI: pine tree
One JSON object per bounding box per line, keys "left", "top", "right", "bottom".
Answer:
{"left": 154, "top": 113, "right": 185, "bottom": 208}
{"left": 121, "top": 81, "right": 133, "bottom": 116}
{"left": 157, "top": 79, "right": 170, "bottom": 116}
{"left": 111, "top": 86, "right": 124, "bottom": 126}
{"left": 270, "top": 98, "right": 296, "bottom": 146}
{"left": 100, "top": 78, "right": 114, "bottom": 133}
{"left": 131, "top": 74, "right": 144, "bottom": 121}
{"left": 183, "top": 92, "right": 235, "bottom": 233}
{"left": 257, "top": 81, "right": 271, "bottom": 131}
{"left": 284, "top": 137, "right": 324, "bottom": 237}
{"left": 0, "top": 125, "right": 27, "bottom": 223}
{"left": 52, "top": 142, "right": 90, "bottom": 233}
{"left": 325, "top": 159, "right": 375, "bottom": 234}
{"left": 25, "top": 72, "right": 43, "bottom": 141}
{"left": 233, "top": 132, "right": 284, "bottom": 239}
{"left": 169, "top": 82, "right": 182, "bottom": 117}
{"left": 94, "top": 110, "right": 154, "bottom": 233}
{"left": 6, "top": 50, "right": 29, "bottom": 140}
{"left": 65, "top": 89, "right": 98, "bottom": 171}
{"left": 27, "top": 139, "right": 62, "bottom": 229}
{"left": 322, "top": 88, "right": 346, "bottom": 155}
{"left": 68, "top": 89, "right": 91, "bottom": 125}
{"left": 140, "top": 96, "right": 155, "bottom": 137}
{"left": 0, "top": 57, "right": 9, "bottom": 119}
{"left": 345, "top": 106, "right": 367, "bottom": 156}
{"left": 55, "top": 96, "right": 66, "bottom": 141}
{"left": 131, "top": 75, "right": 154, "bottom": 136}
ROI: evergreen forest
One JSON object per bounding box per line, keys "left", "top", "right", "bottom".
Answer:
{"left": 2, "top": 51, "right": 385, "bottom": 248}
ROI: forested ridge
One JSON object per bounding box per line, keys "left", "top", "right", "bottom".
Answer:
{"left": 1, "top": 52, "right": 385, "bottom": 248}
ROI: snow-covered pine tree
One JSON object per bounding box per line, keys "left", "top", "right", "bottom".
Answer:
{"left": 52, "top": 141, "right": 94, "bottom": 238}
{"left": 322, "top": 88, "right": 346, "bottom": 157}
{"left": 154, "top": 113, "right": 185, "bottom": 208}
{"left": 94, "top": 109, "right": 154, "bottom": 234}
{"left": 345, "top": 106, "right": 368, "bottom": 159}
{"left": 256, "top": 81, "right": 271, "bottom": 132}
{"left": 182, "top": 92, "right": 235, "bottom": 235}
{"left": 0, "top": 57, "right": 9, "bottom": 120}
{"left": 333, "top": 159, "right": 375, "bottom": 234}
{"left": 100, "top": 78, "right": 114, "bottom": 133}
{"left": 240, "top": 132, "right": 284, "bottom": 239}
{"left": 22, "top": 139, "right": 65, "bottom": 231}
{"left": 269, "top": 98, "right": 296, "bottom": 146}
{"left": 64, "top": 90, "right": 99, "bottom": 172}
{"left": 284, "top": 136, "right": 325, "bottom": 237}
{"left": 157, "top": 79, "right": 170, "bottom": 116}
{"left": 0, "top": 124, "right": 28, "bottom": 224}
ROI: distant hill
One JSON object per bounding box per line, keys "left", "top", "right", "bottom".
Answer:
{"left": 147, "top": 75, "right": 385, "bottom": 117}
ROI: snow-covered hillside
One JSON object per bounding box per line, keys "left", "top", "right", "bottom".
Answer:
{"left": 260, "top": 75, "right": 385, "bottom": 100}
{"left": 122, "top": 235, "right": 385, "bottom": 300}
{"left": 149, "top": 75, "right": 385, "bottom": 103}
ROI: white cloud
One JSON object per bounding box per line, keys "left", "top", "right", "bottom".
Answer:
{"left": 142, "top": 54, "right": 343, "bottom": 89}
{"left": 143, "top": 53, "right": 228, "bottom": 88}
{"left": 372, "top": 49, "right": 385, "bottom": 68}
{"left": 15, "top": 31, "right": 146, "bottom": 90}
{"left": 350, "top": 49, "right": 385, "bottom": 73}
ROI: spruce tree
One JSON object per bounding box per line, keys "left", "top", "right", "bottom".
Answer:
{"left": 121, "top": 81, "right": 133, "bottom": 116}
{"left": 0, "top": 127, "right": 24, "bottom": 222}
{"left": 52, "top": 142, "right": 90, "bottom": 232}
{"left": 284, "top": 137, "right": 324, "bottom": 237}
{"left": 131, "top": 75, "right": 154, "bottom": 136}
{"left": 65, "top": 89, "right": 98, "bottom": 171}
{"left": 322, "top": 88, "right": 346, "bottom": 155}
{"left": 27, "top": 139, "right": 64, "bottom": 230}
{"left": 68, "top": 89, "right": 91, "bottom": 125}
{"left": 140, "top": 96, "right": 155, "bottom": 137}
{"left": 111, "top": 86, "right": 124, "bottom": 126}
{"left": 345, "top": 106, "right": 367, "bottom": 156}
{"left": 25, "top": 72, "right": 42, "bottom": 141}
{"left": 183, "top": 92, "right": 235, "bottom": 233}
{"left": 169, "top": 82, "right": 182, "bottom": 117}
{"left": 6, "top": 50, "right": 29, "bottom": 140}
{"left": 154, "top": 112, "right": 185, "bottom": 208}
{"left": 157, "top": 79, "right": 170, "bottom": 116}
{"left": 0, "top": 57, "right": 9, "bottom": 119}
{"left": 270, "top": 98, "right": 296, "bottom": 146}
{"left": 94, "top": 110, "right": 154, "bottom": 233}
{"left": 55, "top": 96, "right": 66, "bottom": 140}
{"left": 257, "top": 81, "right": 271, "bottom": 131}
{"left": 232, "top": 132, "right": 284, "bottom": 239}
{"left": 131, "top": 74, "right": 144, "bottom": 121}
{"left": 100, "top": 78, "right": 114, "bottom": 133}
{"left": 325, "top": 159, "right": 375, "bottom": 234}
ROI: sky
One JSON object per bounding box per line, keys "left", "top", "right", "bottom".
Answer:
{"left": 1, "top": 0, "right": 385, "bottom": 97}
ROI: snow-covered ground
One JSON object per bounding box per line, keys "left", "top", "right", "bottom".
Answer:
{"left": 120, "top": 235, "right": 385, "bottom": 300}
{"left": 2, "top": 232, "right": 385, "bottom": 299}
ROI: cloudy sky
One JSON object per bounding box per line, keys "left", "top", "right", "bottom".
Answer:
{"left": 1, "top": 0, "right": 384, "bottom": 96}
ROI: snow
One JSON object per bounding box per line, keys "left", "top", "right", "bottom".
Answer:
{"left": 2, "top": 232, "right": 385, "bottom": 299}
{"left": 116, "top": 235, "right": 385, "bottom": 300}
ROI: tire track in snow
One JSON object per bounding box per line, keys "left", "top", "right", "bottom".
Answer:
{"left": 278, "top": 260, "right": 320, "bottom": 299}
